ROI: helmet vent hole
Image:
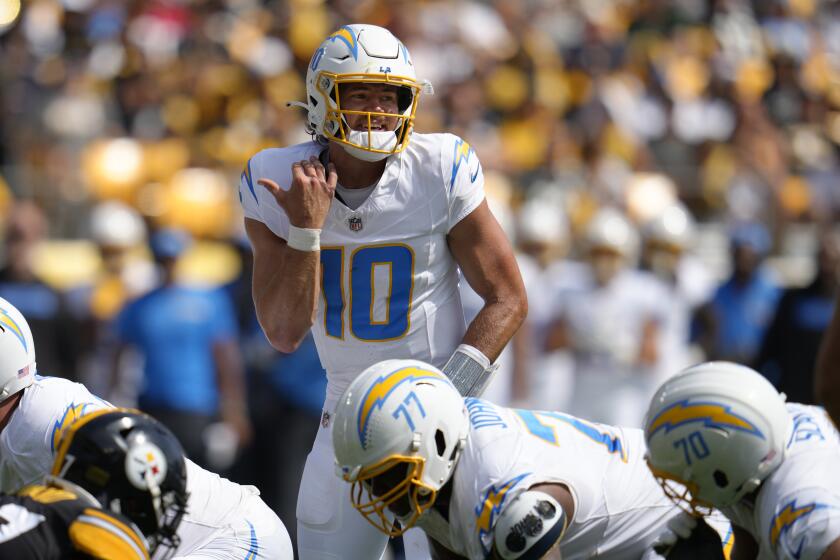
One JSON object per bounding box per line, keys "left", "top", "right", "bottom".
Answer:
{"left": 434, "top": 430, "right": 446, "bottom": 457}
{"left": 309, "top": 96, "right": 318, "bottom": 107}
{"left": 713, "top": 470, "right": 729, "bottom": 488}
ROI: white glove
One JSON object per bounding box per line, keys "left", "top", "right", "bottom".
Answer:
{"left": 649, "top": 512, "right": 699, "bottom": 554}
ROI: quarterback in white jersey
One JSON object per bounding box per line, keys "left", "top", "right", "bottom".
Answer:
{"left": 241, "top": 23, "right": 526, "bottom": 559}
{"left": 645, "top": 361, "right": 840, "bottom": 560}
{"left": 0, "top": 298, "right": 293, "bottom": 559}
{"left": 331, "top": 359, "right": 730, "bottom": 560}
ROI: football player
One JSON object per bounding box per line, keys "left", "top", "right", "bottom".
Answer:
{"left": 0, "top": 408, "right": 188, "bottom": 559}
{"left": 645, "top": 361, "right": 840, "bottom": 559}
{"left": 816, "top": 300, "right": 840, "bottom": 425}
{"left": 240, "top": 23, "right": 527, "bottom": 559}
{"left": 0, "top": 297, "right": 294, "bottom": 558}
{"left": 331, "top": 358, "right": 731, "bottom": 559}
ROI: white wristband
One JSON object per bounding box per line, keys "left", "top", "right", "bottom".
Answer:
{"left": 286, "top": 225, "right": 321, "bottom": 252}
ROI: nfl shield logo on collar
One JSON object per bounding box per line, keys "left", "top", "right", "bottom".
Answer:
{"left": 348, "top": 216, "right": 363, "bottom": 231}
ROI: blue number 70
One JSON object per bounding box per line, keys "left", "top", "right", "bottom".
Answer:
{"left": 673, "top": 431, "right": 710, "bottom": 465}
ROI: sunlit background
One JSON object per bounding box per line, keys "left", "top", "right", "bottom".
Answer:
{"left": 2, "top": 0, "right": 840, "bottom": 555}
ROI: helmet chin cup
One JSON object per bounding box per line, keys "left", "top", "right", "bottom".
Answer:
{"left": 341, "top": 130, "right": 398, "bottom": 162}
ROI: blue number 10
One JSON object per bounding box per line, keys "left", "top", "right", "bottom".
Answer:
{"left": 320, "top": 244, "right": 414, "bottom": 341}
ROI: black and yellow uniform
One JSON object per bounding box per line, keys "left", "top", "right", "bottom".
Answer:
{"left": 0, "top": 484, "right": 149, "bottom": 560}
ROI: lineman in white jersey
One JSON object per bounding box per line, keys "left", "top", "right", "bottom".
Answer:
{"left": 645, "top": 361, "right": 840, "bottom": 559}
{"left": 241, "top": 23, "right": 526, "bottom": 559}
{"left": 0, "top": 297, "right": 293, "bottom": 559}
{"left": 331, "top": 359, "right": 731, "bottom": 560}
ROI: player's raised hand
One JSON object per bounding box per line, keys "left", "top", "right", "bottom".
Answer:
{"left": 258, "top": 156, "right": 337, "bottom": 229}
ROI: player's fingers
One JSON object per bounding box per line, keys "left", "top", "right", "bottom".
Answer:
{"left": 291, "top": 161, "right": 307, "bottom": 184}
{"left": 301, "top": 159, "right": 318, "bottom": 179}
{"left": 258, "top": 178, "right": 286, "bottom": 203}
{"left": 326, "top": 162, "right": 338, "bottom": 190}
{"left": 310, "top": 156, "right": 326, "bottom": 182}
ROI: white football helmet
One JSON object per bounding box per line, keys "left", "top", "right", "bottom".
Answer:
{"left": 90, "top": 201, "right": 146, "bottom": 249}
{"left": 584, "top": 207, "right": 639, "bottom": 258}
{"left": 643, "top": 202, "right": 695, "bottom": 253}
{"left": 332, "top": 359, "right": 469, "bottom": 536}
{"left": 0, "top": 297, "right": 36, "bottom": 402}
{"left": 297, "top": 24, "right": 432, "bottom": 162}
{"left": 644, "top": 361, "right": 791, "bottom": 513}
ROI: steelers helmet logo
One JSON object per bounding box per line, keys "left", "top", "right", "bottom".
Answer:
{"left": 125, "top": 441, "right": 168, "bottom": 490}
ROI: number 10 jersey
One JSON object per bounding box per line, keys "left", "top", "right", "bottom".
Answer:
{"left": 239, "top": 133, "right": 486, "bottom": 406}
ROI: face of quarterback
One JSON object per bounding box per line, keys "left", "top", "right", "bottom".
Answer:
{"left": 339, "top": 83, "right": 401, "bottom": 132}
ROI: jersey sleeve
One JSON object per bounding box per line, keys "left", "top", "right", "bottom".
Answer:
{"left": 238, "top": 151, "right": 291, "bottom": 240}
{"left": 766, "top": 486, "right": 840, "bottom": 560}
{"left": 69, "top": 508, "right": 150, "bottom": 560}
{"left": 441, "top": 134, "right": 485, "bottom": 232}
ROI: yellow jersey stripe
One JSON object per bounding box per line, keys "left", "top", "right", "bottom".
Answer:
{"left": 71, "top": 508, "right": 149, "bottom": 560}
{"left": 17, "top": 485, "right": 77, "bottom": 504}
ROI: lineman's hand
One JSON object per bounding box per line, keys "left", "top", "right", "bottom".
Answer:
{"left": 258, "top": 156, "right": 336, "bottom": 229}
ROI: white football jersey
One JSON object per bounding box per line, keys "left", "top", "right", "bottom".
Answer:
{"left": 722, "top": 404, "right": 840, "bottom": 560}
{"left": 240, "top": 133, "right": 485, "bottom": 405}
{"left": 0, "top": 376, "right": 281, "bottom": 558}
{"left": 552, "top": 268, "right": 667, "bottom": 375}
{"left": 417, "top": 398, "right": 681, "bottom": 560}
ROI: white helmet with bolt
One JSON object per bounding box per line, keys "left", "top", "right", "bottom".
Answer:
{"left": 295, "top": 24, "right": 432, "bottom": 162}
{"left": 0, "top": 297, "right": 36, "bottom": 403}
{"left": 644, "top": 361, "right": 791, "bottom": 513}
{"left": 332, "top": 359, "right": 469, "bottom": 536}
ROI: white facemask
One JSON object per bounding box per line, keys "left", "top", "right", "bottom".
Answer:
{"left": 341, "top": 129, "right": 399, "bottom": 162}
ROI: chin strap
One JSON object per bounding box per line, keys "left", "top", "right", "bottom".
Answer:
{"left": 286, "top": 100, "right": 309, "bottom": 110}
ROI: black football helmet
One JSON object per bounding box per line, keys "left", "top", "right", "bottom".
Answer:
{"left": 51, "top": 408, "right": 189, "bottom": 557}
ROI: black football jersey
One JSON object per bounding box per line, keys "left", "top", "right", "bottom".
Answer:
{"left": 0, "top": 484, "right": 149, "bottom": 559}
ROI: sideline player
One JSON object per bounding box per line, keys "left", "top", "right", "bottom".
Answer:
{"left": 0, "top": 408, "right": 188, "bottom": 559}
{"left": 0, "top": 297, "right": 294, "bottom": 559}
{"left": 240, "top": 24, "right": 527, "bottom": 559}
{"left": 645, "top": 361, "right": 840, "bottom": 559}
{"left": 331, "top": 358, "right": 729, "bottom": 559}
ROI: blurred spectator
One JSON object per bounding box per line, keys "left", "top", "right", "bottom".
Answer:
{"left": 0, "top": 200, "right": 78, "bottom": 380}
{"left": 757, "top": 229, "right": 840, "bottom": 402}
{"left": 67, "top": 200, "right": 155, "bottom": 393}
{"left": 111, "top": 228, "right": 251, "bottom": 470}
{"left": 545, "top": 208, "right": 666, "bottom": 427}
{"left": 695, "top": 222, "right": 781, "bottom": 364}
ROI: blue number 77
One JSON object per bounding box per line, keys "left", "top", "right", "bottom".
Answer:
{"left": 392, "top": 391, "right": 426, "bottom": 431}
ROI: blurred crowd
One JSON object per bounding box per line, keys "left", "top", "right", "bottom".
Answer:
{"left": 2, "top": 0, "right": 840, "bottom": 554}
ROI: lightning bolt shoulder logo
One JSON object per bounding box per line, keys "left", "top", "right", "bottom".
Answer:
{"left": 241, "top": 158, "right": 257, "bottom": 205}
{"left": 770, "top": 500, "right": 829, "bottom": 550}
{"left": 0, "top": 307, "right": 27, "bottom": 352}
{"left": 51, "top": 402, "right": 107, "bottom": 452}
{"left": 357, "top": 366, "right": 448, "bottom": 448}
{"left": 449, "top": 138, "right": 478, "bottom": 191}
{"left": 475, "top": 473, "right": 531, "bottom": 552}
{"left": 646, "top": 399, "right": 765, "bottom": 439}
{"left": 328, "top": 26, "right": 359, "bottom": 61}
